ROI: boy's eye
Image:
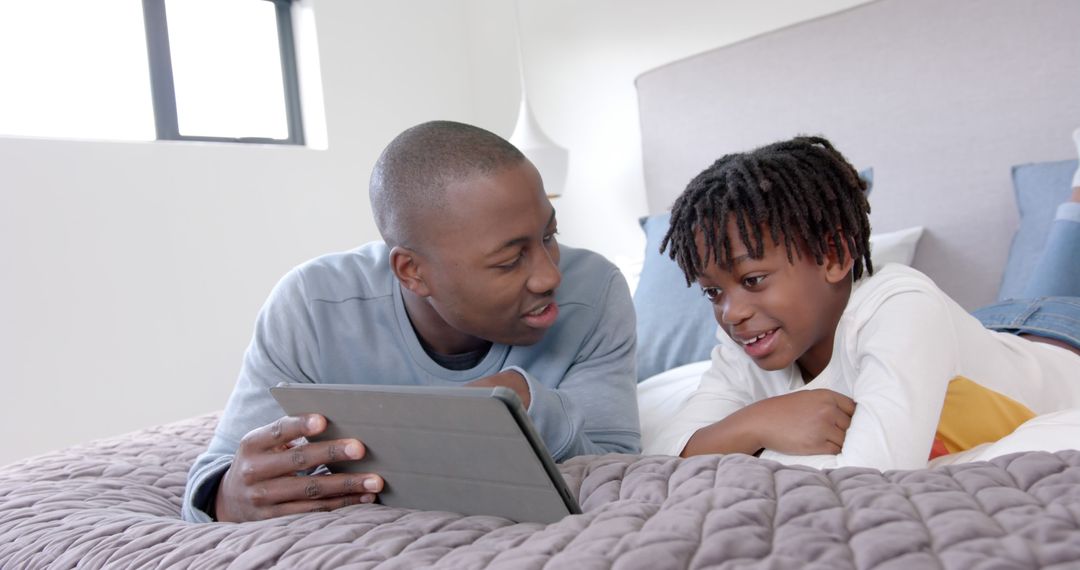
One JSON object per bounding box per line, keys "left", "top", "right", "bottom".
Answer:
{"left": 742, "top": 275, "right": 766, "bottom": 288}
{"left": 701, "top": 286, "right": 722, "bottom": 302}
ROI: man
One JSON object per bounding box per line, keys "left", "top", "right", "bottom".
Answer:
{"left": 182, "top": 121, "right": 640, "bottom": 523}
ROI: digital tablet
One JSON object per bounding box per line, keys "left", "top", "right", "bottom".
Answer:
{"left": 270, "top": 383, "right": 581, "bottom": 524}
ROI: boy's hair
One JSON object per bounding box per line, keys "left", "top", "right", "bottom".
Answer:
{"left": 660, "top": 135, "right": 873, "bottom": 285}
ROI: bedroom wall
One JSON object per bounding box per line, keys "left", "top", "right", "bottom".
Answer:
{"left": 465, "top": 0, "right": 875, "bottom": 267}
{"left": 0, "top": 0, "right": 492, "bottom": 466}
{"left": 0, "top": 0, "right": 875, "bottom": 466}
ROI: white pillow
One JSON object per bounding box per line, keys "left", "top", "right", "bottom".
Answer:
{"left": 868, "top": 226, "right": 924, "bottom": 268}
{"left": 1073, "top": 127, "right": 1080, "bottom": 188}
{"left": 637, "top": 360, "right": 710, "bottom": 455}
{"left": 612, "top": 254, "right": 644, "bottom": 296}
{"left": 619, "top": 225, "right": 923, "bottom": 298}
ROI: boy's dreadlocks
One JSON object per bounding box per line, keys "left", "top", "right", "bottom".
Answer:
{"left": 660, "top": 135, "right": 873, "bottom": 286}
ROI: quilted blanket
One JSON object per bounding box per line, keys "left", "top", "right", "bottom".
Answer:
{"left": 1, "top": 414, "right": 1079, "bottom": 569}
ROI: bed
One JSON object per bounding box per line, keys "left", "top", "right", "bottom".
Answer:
{"left": 2, "top": 413, "right": 1079, "bottom": 568}
{"left": 3, "top": 0, "right": 1080, "bottom": 567}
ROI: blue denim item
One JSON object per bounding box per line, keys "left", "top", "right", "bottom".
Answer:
{"left": 998, "top": 160, "right": 1078, "bottom": 301}
{"left": 972, "top": 297, "right": 1080, "bottom": 350}
{"left": 1022, "top": 203, "right": 1080, "bottom": 299}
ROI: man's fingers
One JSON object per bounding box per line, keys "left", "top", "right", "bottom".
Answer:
{"left": 266, "top": 493, "right": 380, "bottom": 518}
{"left": 247, "top": 472, "right": 384, "bottom": 507}
{"left": 257, "top": 438, "right": 366, "bottom": 478}
{"left": 835, "top": 411, "right": 852, "bottom": 431}
{"left": 241, "top": 414, "right": 327, "bottom": 453}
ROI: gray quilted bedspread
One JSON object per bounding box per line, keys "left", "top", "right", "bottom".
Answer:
{"left": 2, "top": 414, "right": 1079, "bottom": 569}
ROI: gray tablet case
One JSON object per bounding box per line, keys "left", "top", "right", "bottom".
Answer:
{"left": 270, "top": 383, "right": 581, "bottom": 524}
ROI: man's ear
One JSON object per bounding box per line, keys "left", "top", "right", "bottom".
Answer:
{"left": 390, "top": 246, "right": 431, "bottom": 297}
{"left": 823, "top": 233, "right": 856, "bottom": 284}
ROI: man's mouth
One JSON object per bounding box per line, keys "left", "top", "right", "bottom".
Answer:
{"left": 522, "top": 302, "right": 559, "bottom": 328}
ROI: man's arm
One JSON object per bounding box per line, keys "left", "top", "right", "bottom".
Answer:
{"left": 183, "top": 269, "right": 380, "bottom": 523}
{"left": 501, "top": 269, "right": 641, "bottom": 461}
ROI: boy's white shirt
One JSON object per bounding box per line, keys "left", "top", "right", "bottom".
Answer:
{"left": 652, "top": 263, "right": 1080, "bottom": 470}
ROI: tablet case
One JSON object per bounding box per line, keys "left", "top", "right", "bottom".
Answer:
{"left": 270, "top": 383, "right": 581, "bottom": 524}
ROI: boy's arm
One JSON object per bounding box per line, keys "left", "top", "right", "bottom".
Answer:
{"left": 682, "top": 389, "right": 855, "bottom": 457}
{"left": 650, "top": 338, "right": 768, "bottom": 456}
{"left": 762, "top": 287, "right": 956, "bottom": 470}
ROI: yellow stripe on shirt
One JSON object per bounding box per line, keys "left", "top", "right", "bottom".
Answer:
{"left": 934, "top": 376, "right": 1037, "bottom": 455}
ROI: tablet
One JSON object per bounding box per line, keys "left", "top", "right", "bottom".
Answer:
{"left": 270, "top": 383, "right": 581, "bottom": 524}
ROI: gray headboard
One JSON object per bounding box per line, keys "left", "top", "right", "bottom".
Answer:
{"left": 636, "top": 0, "right": 1080, "bottom": 309}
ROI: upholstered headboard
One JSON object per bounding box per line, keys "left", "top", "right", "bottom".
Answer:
{"left": 636, "top": 0, "right": 1080, "bottom": 309}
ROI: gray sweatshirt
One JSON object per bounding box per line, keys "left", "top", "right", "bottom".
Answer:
{"left": 182, "top": 242, "right": 640, "bottom": 522}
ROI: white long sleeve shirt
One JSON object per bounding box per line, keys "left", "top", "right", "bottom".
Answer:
{"left": 652, "top": 264, "right": 1080, "bottom": 470}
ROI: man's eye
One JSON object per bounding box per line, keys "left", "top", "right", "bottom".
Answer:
{"left": 701, "top": 287, "right": 722, "bottom": 302}
{"left": 497, "top": 252, "right": 525, "bottom": 269}
{"left": 543, "top": 230, "right": 559, "bottom": 244}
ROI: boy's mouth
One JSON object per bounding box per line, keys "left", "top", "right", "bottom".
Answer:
{"left": 736, "top": 328, "right": 779, "bottom": 358}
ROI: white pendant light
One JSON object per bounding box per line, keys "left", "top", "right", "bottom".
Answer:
{"left": 508, "top": 1, "right": 568, "bottom": 198}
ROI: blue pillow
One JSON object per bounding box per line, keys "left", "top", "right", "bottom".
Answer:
{"left": 633, "top": 213, "right": 716, "bottom": 382}
{"left": 998, "top": 159, "right": 1078, "bottom": 301}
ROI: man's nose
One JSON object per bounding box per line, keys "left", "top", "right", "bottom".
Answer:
{"left": 528, "top": 248, "right": 561, "bottom": 295}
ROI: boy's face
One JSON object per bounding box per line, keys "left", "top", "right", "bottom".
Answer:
{"left": 412, "top": 160, "right": 562, "bottom": 347}
{"left": 695, "top": 219, "right": 852, "bottom": 379}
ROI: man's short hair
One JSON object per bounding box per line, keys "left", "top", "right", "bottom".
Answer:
{"left": 370, "top": 120, "right": 526, "bottom": 248}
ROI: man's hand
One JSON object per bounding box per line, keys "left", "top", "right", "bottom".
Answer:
{"left": 682, "top": 389, "right": 855, "bottom": 457}
{"left": 466, "top": 370, "right": 531, "bottom": 408}
{"left": 214, "top": 414, "right": 384, "bottom": 522}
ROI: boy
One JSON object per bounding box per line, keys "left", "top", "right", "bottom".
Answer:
{"left": 183, "top": 121, "right": 639, "bottom": 523}
{"left": 651, "top": 136, "right": 1080, "bottom": 470}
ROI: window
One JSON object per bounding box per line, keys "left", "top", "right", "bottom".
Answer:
{"left": 143, "top": 0, "right": 305, "bottom": 144}
{"left": 0, "top": 0, "right": 305, "bottom": 145}
{"left": 0, "top": 2, "right": 155, "bottom": 140}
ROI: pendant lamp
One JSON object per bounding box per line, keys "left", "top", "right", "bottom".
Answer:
{"left": 508, "top": 2, "right": 568, "bottom": 198}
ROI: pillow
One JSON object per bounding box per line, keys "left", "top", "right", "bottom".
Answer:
{"left": 633, "top": 213, "right": 718, "bottom": 382}
{"left": 633, "top": 213, "right": 924, "bottom": 382}
{"left": 637, "top": 360, "right": 710, "bottom": 455}
{"left": 868, "top": 225, "right": 924, "bottom": 268}
{"left": 998, "top": 159, "right": 1078, "bottom": 301}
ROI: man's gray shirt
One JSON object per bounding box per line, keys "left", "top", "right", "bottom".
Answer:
{"left": 182, "top": 242, "right": 640, "bottom": 522}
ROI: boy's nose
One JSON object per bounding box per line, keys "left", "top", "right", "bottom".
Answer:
{"left": 718, "top": 295, "right": 752, "bottom": 326}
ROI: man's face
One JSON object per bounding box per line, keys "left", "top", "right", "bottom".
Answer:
{"left": 695, "top": 219, "right": 845, "bottom": 378}
{"left": 415, "top": 160, "right": 561, "bottom": 347}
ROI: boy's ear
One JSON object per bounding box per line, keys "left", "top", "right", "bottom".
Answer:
{"left": 823, "top": 233, "right": 856, "bottom": 284}
{"left": 390, "top": 246, "right": 432, "bottom": 297}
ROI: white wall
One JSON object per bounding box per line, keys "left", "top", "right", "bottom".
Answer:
{"left": 0, "top": 0, "right": 873, "bottom": 466}
{"left": 0, "top": 0, "right": 486, "bottom": 466}
{"left": 466, "top": 0, "right": 875, "bottom": 267}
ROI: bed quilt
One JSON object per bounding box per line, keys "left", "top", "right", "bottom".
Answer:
{"left": 1, "top": 413, "right": 1079, "bottom": 569}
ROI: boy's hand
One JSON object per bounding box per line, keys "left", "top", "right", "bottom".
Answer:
{"left": 750, "top": 390, "right": 856, "bottom": 455}
{"left": 682, "top": 389, "right": 855, "bottom": 457}
{"left": 213, "top": 414, "right": 384, "bottom": 522}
